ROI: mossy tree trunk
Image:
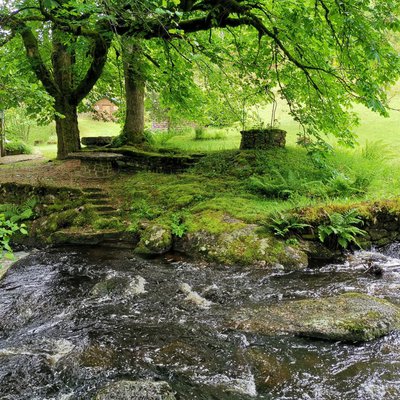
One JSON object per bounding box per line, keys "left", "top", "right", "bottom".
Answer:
{"left": 52, "top": 33, "right": 81, "bottom": 158}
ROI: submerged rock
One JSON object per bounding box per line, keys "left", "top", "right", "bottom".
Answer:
{"left": 231, "top": 293, "right": 400, "bottom": 342}
{"left": 94, "top": 380, "right": 176, "bottom": 400}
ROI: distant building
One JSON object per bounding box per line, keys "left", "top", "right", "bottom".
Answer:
{"left": 93, "top": 98, "right": 118, "bottom": 116}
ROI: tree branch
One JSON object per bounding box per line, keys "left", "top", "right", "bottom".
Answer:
{"left": 71, "top": 28, "right": 112, "bottom": 104}
{"left": 16, "top": 22, "right": 59, "bottom": 98}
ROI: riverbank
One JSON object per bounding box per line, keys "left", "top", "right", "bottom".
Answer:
{"left": 1, "top": 146, "right": 400, "bottom": 269}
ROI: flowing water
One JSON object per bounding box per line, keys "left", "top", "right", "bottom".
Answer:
{"left": 1, "top": 245, "right": 400, "bottom": 399}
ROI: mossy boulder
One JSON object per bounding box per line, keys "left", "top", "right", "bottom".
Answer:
{"left": 94, "top": 380, "right": 176, "bottom": 400}
{"left": 135, "top": 223, "right": 173, "bottom": 255}
{"left": 30, "top": 206, "right": 96, "bottom": 242}
{"left": 175, "top": 221, "right": 308, "bottom": 269}
{"left": 231, "top": 293, "right": 400, "bottom": 342}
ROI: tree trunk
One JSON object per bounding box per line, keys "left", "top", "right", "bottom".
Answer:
{"left": 122, "top": 41, "right": 146, "bottom": 145}
{"left": 55, "top": 99, "right": 80, "bottom": 159}
{"left": 51, "top": 31, "right": 80, "bottom": 159}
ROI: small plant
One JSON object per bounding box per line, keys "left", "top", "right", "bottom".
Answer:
{"left": 269, "top": 211, "right": 310, "bottom": 238}
{"left": 248, "top": 173, "right": 293, "bottom": 199}
{"left": 361, "top": 140, "right": 393, "bottom": 161}
{"left": 317, "top": 209, "right": 366, "bottom": 249}
{"left": 0, "top": 199, "right": 36, "bottom": 223}
{"left": 170, "top": 213, "right": 187, "bottom": 238}
{"left": 0, "top": 213, "right": 28, "bottom": 260}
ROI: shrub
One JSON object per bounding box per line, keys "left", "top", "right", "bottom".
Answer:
{"left": 5, "top": 139, "right": 32, "bottom": 155}
{"left": 0, "top": 214, "right": 28, "bottom": 259}
{"left": 194, "top": 126, "right": 206, "bottom": 140}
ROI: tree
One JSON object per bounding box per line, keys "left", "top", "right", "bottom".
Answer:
{"left": 0, "top": 1, "right": 112, "bottom": 159}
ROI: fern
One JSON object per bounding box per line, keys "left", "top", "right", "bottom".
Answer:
{"left": 269, "top": 212, "right": 310, "bottom": 238}
{"left": 318, "top": 209, "right": 366, "bottom": 249}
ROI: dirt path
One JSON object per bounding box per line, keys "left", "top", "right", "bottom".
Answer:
{"left": 0, "top": 158, "right": 121, "bottom": 190}
{"left": 0, "top": 154, "right": 43, "bottom": 165}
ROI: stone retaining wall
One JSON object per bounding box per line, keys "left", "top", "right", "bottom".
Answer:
{"left": 240, "top": 129, "right": 286, "bottom": 150}
{"left": 0, "top": 182, "right": 82, "bottom": 206}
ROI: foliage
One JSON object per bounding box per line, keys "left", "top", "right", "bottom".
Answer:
{"left": 2, "top": 0, "right": 400, "bottom": 158}
{"left": 5, "top": 139, "right": 32, "bottom": 155}
{"left": 4, "top": 108, "right": 35, "bottom": 142}
{"left": 269, "top": 212, "right": 310, "bottom": 238}
{"left": 0, "top": 214, "right": 28, "bottom": 259}
{"left": 0, "top": 199, "right": 36, "bottom": 223}
{"left": 170, "top": 213, "right": 187, "bottom": 238}
{"left": 0, "top": 199, "right": 35, "bottom": 259}
{"left": 317, "top": 210, "right": 366, "bottom": 249}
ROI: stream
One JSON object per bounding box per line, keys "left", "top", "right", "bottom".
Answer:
{"left": 1, "top": 245, "right": 400, "bottom": 399}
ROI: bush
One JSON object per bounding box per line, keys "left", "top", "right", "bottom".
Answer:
{"left": 5, "top": 140, "right": 32, "bottom": 155}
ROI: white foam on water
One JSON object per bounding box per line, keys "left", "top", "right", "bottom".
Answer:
{"left": 126, "top": 275, "right": 147, "bottom": 295}
{"left": 180, "top": 283, "right": 213, "bottom": 309}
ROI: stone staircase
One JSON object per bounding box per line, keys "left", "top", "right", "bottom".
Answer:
{"left": 49, "top": 187, "right": 137, "bottom": 248}
{"left": 82, "top": 187, "right": 119, "bottom": 217}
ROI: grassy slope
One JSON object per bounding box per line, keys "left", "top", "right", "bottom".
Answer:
{"left": 114, "top": 80, "right": 400, "bottom": 233}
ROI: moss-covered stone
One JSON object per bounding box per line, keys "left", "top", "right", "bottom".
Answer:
{"left": 245, "top": 348, "right": 292, "bottom": 390}
{"left": 231, "top": 293, "right": 400, "bottom": 342}
{"left": 135, "top": 223, "right": 173, "bottom": 255}
{"left": 30, "top": 206, "right": 97, "bottom": 243}
{"left": 175, "top": 221, "right": 308, "bottom": 269}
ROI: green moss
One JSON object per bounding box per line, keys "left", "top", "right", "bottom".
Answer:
{"left": 33, "top": 206, "right": 99, "bottom": 240}
{"left": 135, "top": 223, "right": 173, "bottom": 255}
{"left": 186, "top": 210, "right": 246, "bottom": 235}
{"left": 93, "top": 217, "right": 125, "bottom": 230}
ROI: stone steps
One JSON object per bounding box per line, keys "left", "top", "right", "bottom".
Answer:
{"left": 82, "top": 187, "right": 119, "bottom": 217}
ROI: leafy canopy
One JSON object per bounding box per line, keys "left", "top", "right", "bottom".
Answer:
{"left": 0, "top": 0, "right": 399, "bottom": 151}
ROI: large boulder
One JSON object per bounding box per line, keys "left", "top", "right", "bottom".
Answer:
{"left": 94, "top": 380, "right": 176, "bottom": 400}
{"left": 231, "top": 293, "right": 400, "bottom": 342}
{"left": 175, "top": 222, "right": 308, "bottom": 270}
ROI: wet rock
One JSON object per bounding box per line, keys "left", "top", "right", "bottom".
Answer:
{"left": 94, "top": 380, "right": 176, "bottom": 400}
{"left": 180, "top": 283, "right": 213, "bottom": 309}
{"left": 90, "top": 276, "right": 126, "bottom": 297}
{"left": 245, "top": 348, "right": 292, "bottom": 390}
{"left": 231, "top": 293, "right": 400, "bottom": 342}
{"left": 79, "top": 345, "right": 117, "bottom": 368}
{"left": 301, "top": 241, "right": 340, "bottom": 266}
{"left": 90, "top": 275, "right": 147, "bottom": 298}
{"left": 135, "top": 224, "right": 173, "bottom": 255}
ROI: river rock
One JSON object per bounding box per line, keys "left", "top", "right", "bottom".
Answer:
{"left": 94, "top": 380, "right": 176, "bottom": 400}
{"left": 231, "top": 293, "right": 400, "bottom": 342}
{"left": 135, "top": 224, "right": 173, "bottom": 255}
